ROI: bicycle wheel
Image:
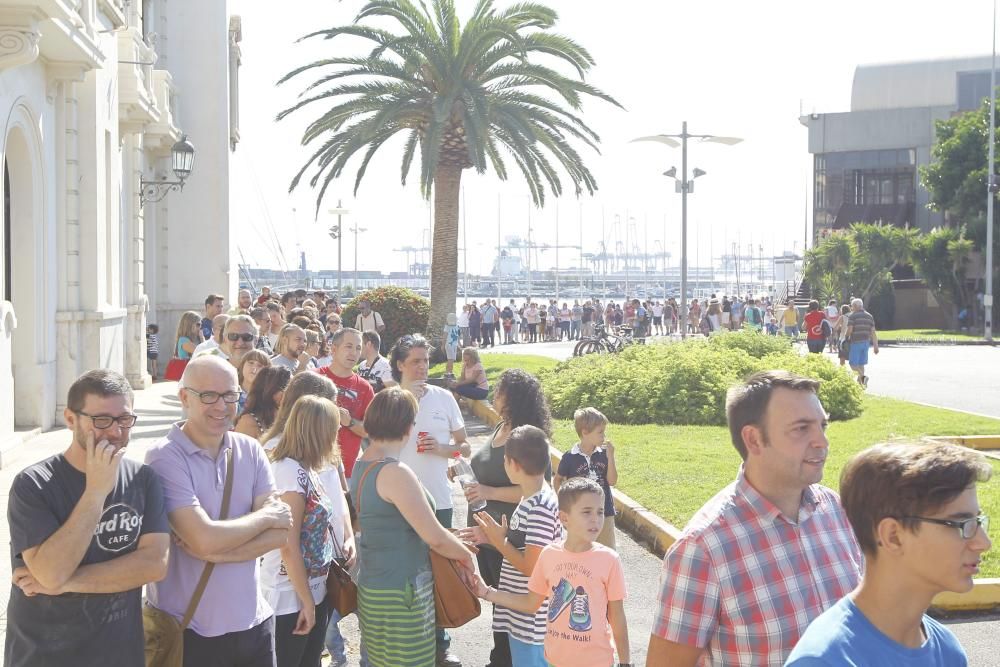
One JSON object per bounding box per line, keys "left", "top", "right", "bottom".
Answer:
{"left": 579, "top": 340, "right": 603, "bottom": 355}
{"left": 573, "top": 339, "right": 591, "bottom": 357}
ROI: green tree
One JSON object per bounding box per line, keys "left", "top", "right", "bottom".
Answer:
{"left": 803, "top": 223, "right": 915, "bottom": 303}
{"left": 910, "top": 226, "right": 975, "bottom": 327}
{"left": 277, "top": 0, "right": 620, "bottom": 342}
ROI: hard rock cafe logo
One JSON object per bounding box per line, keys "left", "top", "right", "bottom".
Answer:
{"left": 93, "top": 503, "right": 143, "bottom": 553}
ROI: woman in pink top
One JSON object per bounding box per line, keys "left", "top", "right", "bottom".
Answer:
{"left": 450, "top": 348, "right": 489, "bottom": 400}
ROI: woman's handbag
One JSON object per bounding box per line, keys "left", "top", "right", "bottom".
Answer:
{"left": 356, "top": 461, "right": 481, "bottom": 629}
{"left": 163, "top": 357, "right": 188, "bottom": 382}
{"left": 143, "top": 448, "right": 235, "bottom": 667}
{"left": 325, "top": 554, "right": 358, "bottom": 617}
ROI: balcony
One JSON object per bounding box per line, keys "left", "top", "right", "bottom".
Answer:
{"left": 0, "top": 1, "right": 114, "bottom": 72}
{"left": 144, "top": 69, "right": 181, "bottom": 155}
{"left": 118, "top": 26, "right": 156, "bottom": 130}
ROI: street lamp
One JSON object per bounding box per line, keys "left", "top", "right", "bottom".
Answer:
{"left": 328, "top": 201, "right": 350, "bottom": 296}
{"left": 986, "top": 0, "right": 997, "bottom": 341}
{"left": 632, "top": 123, "right": 742, "bottom": 338}
{"left": 350, "top": 224, "right": 368, "bottom": 291}
{"left": 139, "top": 135, "right": 195, "bottom": 207}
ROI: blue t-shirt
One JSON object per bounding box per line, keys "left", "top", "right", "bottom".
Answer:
{"left": 785, "top": 597, "right": 967, "bottom": 666}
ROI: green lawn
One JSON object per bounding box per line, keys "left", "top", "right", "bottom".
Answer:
{"left": 429, "top": 353, "right": 560, "bottom": 398}
{"left": 878, "top": 328, "right": 982, "bottom": 342}
{"left": 551, "top": 396, "right": 1000, "bottom": 578}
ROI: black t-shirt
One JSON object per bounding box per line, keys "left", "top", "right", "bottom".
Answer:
{"left": 557, "top": 448, "right": 616, "bottom": 516}
{"left": 582, "top": 306, "right": 594, "bottom": 323}
{"left": 5, "top": 454, "right": 169, "bottom": 667}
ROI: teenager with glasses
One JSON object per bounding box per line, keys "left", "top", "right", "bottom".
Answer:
{"left": 5, "top": 369, "right": 169, "bottom": 667}
{"left": 787, "top": 441, "right": 991, "bottom": 665}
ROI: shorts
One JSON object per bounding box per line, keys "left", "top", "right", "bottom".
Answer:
{"left": 806, "top": 339, "right": 825, "bottom": 354}
{"left": 652, "top": 316, "right": 663, "bottom": 325}
{"left": 849, "top": 341, "right": 870, "bottom": 367}
{"left": 445, "top": 344, "right": 458, "bottom": 361}
{"left": 147, "top": 352, "right": 159, "bottom": 360}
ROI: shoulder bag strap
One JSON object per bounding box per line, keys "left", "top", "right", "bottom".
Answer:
{"left": 353, "top": 459, "right": 384, "bottom": 516}
{"left": 179, "top": 445, "right": 236, "bottom": 629}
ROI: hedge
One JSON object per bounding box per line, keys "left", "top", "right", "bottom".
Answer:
{"left": 539, "top": 331, "right": 863, "bottom": 425}
{"left": 341, "top": 286, "right": 430, "bottom": 349}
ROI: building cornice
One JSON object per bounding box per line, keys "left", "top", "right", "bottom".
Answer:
{"left": 0, "top": 10, "right": 41, "bottom": 71}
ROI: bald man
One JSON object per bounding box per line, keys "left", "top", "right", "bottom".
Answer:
{"left": 145, "top": 356, "right": 291, "bottom": 665}
{"left": 193, "top": 314, "right": 230, "bottom": 356}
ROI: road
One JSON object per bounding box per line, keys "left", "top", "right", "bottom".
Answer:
{"left": 1, "top": 375, "right": 998, "bottom": 666}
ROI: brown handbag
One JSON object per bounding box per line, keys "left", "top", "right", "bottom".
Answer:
{"left": 356, "top": 460, "right": 481, "bottom": 629}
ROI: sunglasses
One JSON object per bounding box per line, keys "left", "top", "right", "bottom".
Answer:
{"left": 226, "top": 333, "right": 255, "bottom": 342}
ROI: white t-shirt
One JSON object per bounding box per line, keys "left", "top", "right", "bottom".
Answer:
{"left": 355, "top": 311, "right": 384, "bottom": 333}
{"left": 397, "top": 385, "right": 465, "bottom": 509}
{"left": 192, "top": 338, "right": 220, "bottom": 356}
{"left": 652, "top": 304, "right": 664, "bottom": 317}
{"left": 260, "top": 458, "right": 338, "bottom": 616}
{"left": 270, "top": 354, "right": 299, "bottom": 372}
{"left": 826, "top": 305, "right": 839, "bottom": 318}
{"left": 457, "top": 311, "right": 470, "bottom": 327}
{"left": 358, "top": 355, "right": 393, "bottom": 385}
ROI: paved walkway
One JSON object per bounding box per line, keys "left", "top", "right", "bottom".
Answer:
{"left": 1, "top": 378, "right": 997, "bottom": 665}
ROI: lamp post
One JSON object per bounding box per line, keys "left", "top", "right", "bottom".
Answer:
{"left": 986, "top": 0, "right": 997, "bottom": 341}
{"left": 632, "top": 123, "right": 742, "bottom": 338}
{"left": 139, "top": 135, "right": 195, "bottom": 207}
{"left": 350, "top": 224, "right": 368, "bottom": 291}
{"left": 328, "top": 201, "right": 349, "bottom": 296}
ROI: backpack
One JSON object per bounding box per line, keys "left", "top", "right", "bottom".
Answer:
{"left": 820, "top": 318, "right": 833, "bottom": 339}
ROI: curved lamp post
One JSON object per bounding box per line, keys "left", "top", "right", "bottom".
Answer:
{"left": 139, "top": 135, "right": 195, "bottom": 208}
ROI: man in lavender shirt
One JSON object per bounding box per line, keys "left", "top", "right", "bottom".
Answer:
{"left": 145, "top": 356, "right": 292, "bottom": 666}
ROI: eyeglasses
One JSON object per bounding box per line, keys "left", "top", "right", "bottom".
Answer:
{"left": 184, "top": 388, "right": 242, "bottom": 405}
{"left": 226, "top": 333, "right": 255, "bottom": 342}
{"left": 902, "top": 514, "right": 990, "bottom": 540}
{"left": 76, "top": 411, "right": 138, "bottom": 429}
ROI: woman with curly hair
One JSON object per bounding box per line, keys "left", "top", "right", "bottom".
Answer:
{"left": 463, "top": 368, "right": 552, "bottom": 667}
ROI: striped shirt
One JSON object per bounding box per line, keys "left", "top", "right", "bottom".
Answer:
{"left": 493, "top": 486, "right": 563, "bottom": 644}
{"left": 848, "top": 310, "right": 876, "bottom": 343}
{"left": 651, "top": 467, "right": 863, "bottom": 667}
{"left": 146, "top": 333, "right": 159, "bottom": 355}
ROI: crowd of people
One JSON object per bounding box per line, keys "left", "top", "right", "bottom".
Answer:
{"left": 6, "top": 287, "right": 981, "bottom": 667}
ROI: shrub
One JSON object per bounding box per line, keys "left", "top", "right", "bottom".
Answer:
{"left": 341, "top": 286, "right": 430, "bottom": 350}
{"left": 705, "top": 328, "right": 794, "bottom": 358}
{"left": 541, "top": 337, "right": 863, "bottom": 425}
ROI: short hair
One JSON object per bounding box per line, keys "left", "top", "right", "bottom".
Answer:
{"left": 204, "top": 293, "right": 224, "bottom": 307}
{"left": 841, "top": 304, "right": 851, "bottom": 315}
{"left": 462, "top": 347, "right": 480, "bottom": 364}
{"left": 361, "top": 330, "right": 381, "bottom": 350}
{"left": 261, "top": 372, "right": 338, "bottom": 444}
{"left": 331, "top": 327, "right": 362, "bottom": 347}
{"left": 291, "top": 316, "right": 313, "bottom": 329}
{"left": 265, "top": 301, "right": 283, "bottom": 314}
{"left": 249, "top": 307, "right": 267, "bottom": 322}
{"left": 364, "top": 387, "right": 419, "bottom": 441}
{"left": 557, "top": 477, "right": 605, "bottom": 513}
{"left": 147, "top": 323, "right": 159, "bottom": 334}
{"left": 808, "top": 300, "right": 819, "bottom": 311}
{"left": 224, "top": 314, "right": 256, "bottom": 337}
{"left": 851, "top": 298, "right": 864, "bottom": 309}
{"left": 388, "top": 334, "right": 432, "bottom": 382}
{"left": 504, "top": 425, "right": 550, "bottom": 476}
{"left": 840, "top": 442, "right": 992, "bottom": 556}
{"left": 269, "top": 395, "right": 341, "bottom": 471}
{"left": 281, "top": 292, "right": 297, "bottom": 305}
{"left": 67, "top": 369, "right": 134, "bottom": 413}
{"left": 725, "top": 370, "right": 820, "bottom": 460}
{"left": 573, "top": 407, "right": 608, "bottom": 437}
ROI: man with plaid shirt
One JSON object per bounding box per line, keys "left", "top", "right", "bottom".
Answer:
{"left": 646, "top": 370, "right": 863, "bottom": 667}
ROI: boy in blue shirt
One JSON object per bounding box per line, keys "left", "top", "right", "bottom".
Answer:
{"left": 786, "top": 441, "right": 992, "bottom": 666}
{"left": 554, "top": 407, "right": 618, "bottom": 549}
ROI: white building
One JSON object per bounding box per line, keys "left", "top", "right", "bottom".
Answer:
{"left": 0, "top": 1, "right": 241, "bottom": 452}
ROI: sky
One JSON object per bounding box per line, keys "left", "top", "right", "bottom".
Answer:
{"left": 230, "top": 0, "right": 996, "bottom": 276}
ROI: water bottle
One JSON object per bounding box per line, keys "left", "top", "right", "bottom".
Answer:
{"left": 453, "top": 457, "right": 487, "bottom": 512}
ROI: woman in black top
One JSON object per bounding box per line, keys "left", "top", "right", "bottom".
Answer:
{"left": 464, "top": 369, "right": 552, "bottom": 667}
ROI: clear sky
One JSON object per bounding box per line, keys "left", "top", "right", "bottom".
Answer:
{"left": 230, "top": 0, "right": 994, "bottom": 275}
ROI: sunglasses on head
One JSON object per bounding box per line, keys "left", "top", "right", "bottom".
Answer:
{"left": 226, "top": 333, "right": 255, "bottom": 342}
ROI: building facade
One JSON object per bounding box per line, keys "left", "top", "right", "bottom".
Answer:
{"left": 0, "top": 0, "right": 241, "bottom": 450}
{"left": 801, "top": 55, "right": 994, "bottom": 243}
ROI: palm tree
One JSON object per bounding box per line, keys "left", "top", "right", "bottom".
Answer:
{"left": 277, "top": 0, "right": 621, "bottom": 340}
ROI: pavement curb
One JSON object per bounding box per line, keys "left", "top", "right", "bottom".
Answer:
{"left": 460, "top": 397, "right": 1000, "bottom": 612}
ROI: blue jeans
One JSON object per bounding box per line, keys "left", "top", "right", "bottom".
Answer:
{"left": 325, "top": 607, "right": 370, "bottom": 666}
{"left": 509, "top": 636, "right": 549, "bottom": 667}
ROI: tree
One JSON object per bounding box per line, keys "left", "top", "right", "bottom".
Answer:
{"left": 910, "top": 226, "right": 975, "bottom": 327}
{"left": 277, "top": 0, "right": 620, "bottom": 342}
{"left": 803, "top": 223, "right": 916, "bottom": 303}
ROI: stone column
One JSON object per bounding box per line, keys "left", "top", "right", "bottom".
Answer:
{"left": 123, "top": 131, "right": 151, "bottom": 389}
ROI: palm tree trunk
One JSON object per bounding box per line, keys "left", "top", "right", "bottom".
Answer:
{"left": 428, "top": 165, "right": 462, "bottom": 349}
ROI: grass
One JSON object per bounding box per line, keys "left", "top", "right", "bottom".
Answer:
{"left": 878, "top": 328, "right": 982, "bottom": 342}
{"left": 429, "top": 353, "right": 560, "bottom": 399}
{"left": 551, "top": 395, "right": 1000, "bottom": 578}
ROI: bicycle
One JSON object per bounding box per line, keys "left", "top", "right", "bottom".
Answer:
{"left": 573, "top": 323, "right": 637, "bottom": 356}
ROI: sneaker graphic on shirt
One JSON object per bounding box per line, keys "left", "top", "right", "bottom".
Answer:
{"left": 548, "top": 577, "right": 576, "bottom": 623}
{"left": 568, "top": 586, "right": 591, "bottom": 632}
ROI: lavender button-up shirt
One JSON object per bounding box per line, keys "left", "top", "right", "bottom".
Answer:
{"left": 145, "top": 424, "right": 276, "bottom": 637}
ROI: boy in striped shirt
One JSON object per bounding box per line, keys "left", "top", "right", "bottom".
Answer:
{"left": 465, "top": 425, "right": 563, "bottom": 667}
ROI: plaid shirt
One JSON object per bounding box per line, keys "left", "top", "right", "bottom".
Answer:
{"left": 652, "top": 467, "right": 863, "bottom": 667}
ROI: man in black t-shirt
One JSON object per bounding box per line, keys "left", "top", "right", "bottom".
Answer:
{"left": 5, "top": 370, "right": 169, "bottom": 667}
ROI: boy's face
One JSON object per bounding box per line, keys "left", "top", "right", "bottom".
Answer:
{"left": 899, "top": 486, "right": 991, "bottom": 594}
{"left": 502, "top": 454, "right": 523, "bottom": 483}
{"left": 579, "top": 424, "right": 606, "bottom": 450}
{"left": 560, "top": 492, "right": 605, "bottom": 541}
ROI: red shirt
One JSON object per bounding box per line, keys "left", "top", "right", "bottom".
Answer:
{"left": 803, "top": 310, "right": 827, "bottom": 340}
{"left": 315, "top": 367, "right": 374, "bottom": 478}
